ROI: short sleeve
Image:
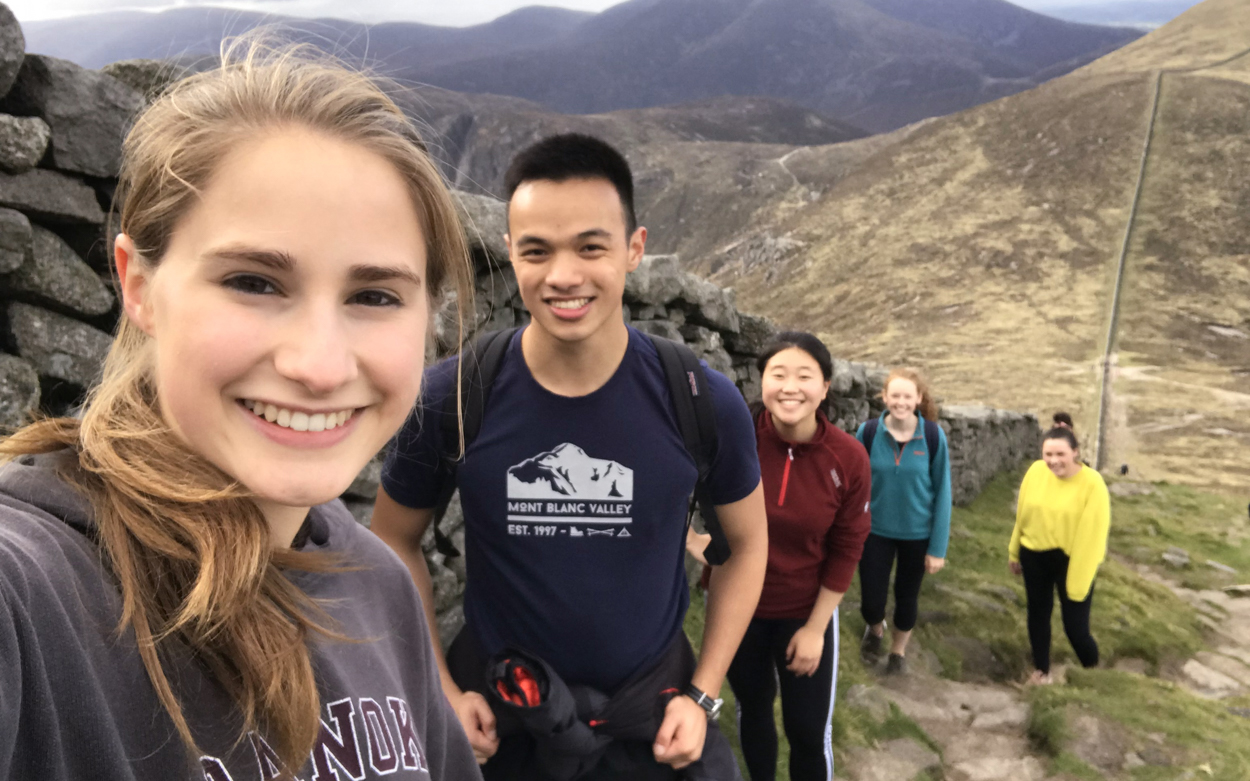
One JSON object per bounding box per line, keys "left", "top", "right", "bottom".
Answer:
{"left": 704, "top": 365, "right": 762, "bottom": 506}
{"left": 380, "top": 357, "right": 459, "bottom": 509}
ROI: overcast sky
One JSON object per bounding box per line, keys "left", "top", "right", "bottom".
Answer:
{"left": 10, "top": 0, "right": 1141, "bottom": 26}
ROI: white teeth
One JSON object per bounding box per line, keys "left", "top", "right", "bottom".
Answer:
{"left": 551, "top": 298, "right": 590, "bottom": 310}
{"left": 244, "top": 401, "right": 356, "bottom": 432}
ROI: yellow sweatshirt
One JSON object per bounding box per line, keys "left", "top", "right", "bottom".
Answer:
{"left": 1008, "top": 460, "right": 1110, "bottom": 601}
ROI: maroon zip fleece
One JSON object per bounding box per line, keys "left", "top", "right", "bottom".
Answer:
{"left": 754, "top": 409, "right": 873, "bottom": 619}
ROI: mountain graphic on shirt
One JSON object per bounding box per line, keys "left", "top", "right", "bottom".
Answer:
{"left": 506, "top": 443, "right": 634, "bottom": 500}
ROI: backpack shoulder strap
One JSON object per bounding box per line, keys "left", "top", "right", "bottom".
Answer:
{"left": 861, "top": 417, "right": 879, "bottom": 455}
{"left": 923, "top": 417, "right": 940, "bottom": 465}
{"left": 647, "top": 334, "right": 731, "bottom": 565}
{"left": 431, "top": 326, "right": 521, "bottom": 557}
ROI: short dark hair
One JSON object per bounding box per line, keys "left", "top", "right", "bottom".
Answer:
{"left": 503, "top": 133, "right": 637, "bottom": 234}
{"left": 1042, "top": 426, "right": 1079, "bottom": 450}
{"left": 757, "top": 331, "right": 833, "bottom": 381}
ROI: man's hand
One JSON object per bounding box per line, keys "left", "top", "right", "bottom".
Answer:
{"left": 925, "top": 555, "right": 946, "bottom": 575}
{"left": 785, "top": 625, "right": 825, "bottom": 677}
{"left": 1009, "top": 560, "right": 1022, "bottom": 577}
{"left": 653, "top": 694, "right": 708, "bottom": 770}
{"left": 449, "top": 689, "right": 498, "bottom": 764}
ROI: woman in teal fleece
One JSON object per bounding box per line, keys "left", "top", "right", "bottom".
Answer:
{"left": 855, "top": 368, "right": 952, "bottom": 674}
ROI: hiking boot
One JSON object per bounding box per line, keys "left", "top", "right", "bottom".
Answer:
{"left": 860, "top": 627, "right": 884, "bottom": 663}
{"left": 885, "top": 653, "right": 907, "bottom": 676}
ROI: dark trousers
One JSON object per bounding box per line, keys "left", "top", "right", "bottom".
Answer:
{"left": 1019, "top": 546, "right": 1099, "bottom": 674}
{"left": 726, "top": 613, "right": 838, "bottom": 781}
{"left": 858, "top": 533, "right": 929, "bottom": 632}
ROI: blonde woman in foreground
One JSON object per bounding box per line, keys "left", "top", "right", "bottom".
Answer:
{"left": 0, "top": 44, "right": 482, "bottom": 780}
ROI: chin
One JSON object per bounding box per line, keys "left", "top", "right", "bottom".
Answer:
{"left": 243, "top": 472, "right": 355, "bottom": 509}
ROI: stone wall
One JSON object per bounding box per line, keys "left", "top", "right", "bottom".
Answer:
{"left": 0, "top": 8, "right": 1040, "bottom": 641}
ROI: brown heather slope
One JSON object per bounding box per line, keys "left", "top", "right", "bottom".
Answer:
{"left": 679, "top": 0, "right": 1250, "bottom": 490}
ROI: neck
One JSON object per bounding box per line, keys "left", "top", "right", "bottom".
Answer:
{"left": 257, "top": 500, "right": 311, "bottom": 548}
{"left": 887, "top": 411, "right": 917, "bottom": 430}
{"left": 773, "top": 413, "right": 819, "bottom": 444}
{"left": 521, "top": 316, "right": 630, "bottom": 397}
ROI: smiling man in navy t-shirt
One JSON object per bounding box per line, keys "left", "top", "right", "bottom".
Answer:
{"left": 372, "top": 134, "right": 767, "bottom": 779}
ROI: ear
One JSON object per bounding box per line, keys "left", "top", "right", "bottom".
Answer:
{"left": 626, "top": 226, "right": 647, "bottom": 272}
{"left": 504, "top": 232, "right": 513, "bottom": 265}
{"left": 114, "top": 233, "right": 155, "bottom": 335}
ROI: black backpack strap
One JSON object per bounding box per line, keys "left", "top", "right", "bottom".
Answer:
{"left": 860, "top": 417, "right": 879, "bottom": 455}
{"left": 432, "top": 326, "right": 521, "bottom": 558}
{"left": 923, "top": 417, "right": 940, "bottom": 465}
{"left": 647, "top": 334, "right": 731, "bottom": 566}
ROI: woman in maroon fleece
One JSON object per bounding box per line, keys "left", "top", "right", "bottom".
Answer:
{"left": 689, "top": 332, "right": 871, "bottom": 781}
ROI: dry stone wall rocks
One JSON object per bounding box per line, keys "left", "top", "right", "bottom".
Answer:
{"left": 5, "top": 302, "right": 111, "bottom": 390}
{"left": 0, "top": 54, "right": 142, "bottom": 178}
{"left": 0, "top": 113, "right": 50, "bottom": 173}
{"left": 0, "top": 3, "right": 19, "bottom": 98}
{"left": 0, "top": 205, "right": 28, "bottom": 272}
{"left": 2, "top": 224, "right": 114, "bottom": 316}
{"left": 0, "top": 168, "right": 105, "bottom": 225}
{"left": 0, "top": 352, "right": 36, "bottom": 429}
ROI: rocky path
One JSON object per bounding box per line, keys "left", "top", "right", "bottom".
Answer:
{"left": 841, "top": 655, "right": 1047, "bottom": 781}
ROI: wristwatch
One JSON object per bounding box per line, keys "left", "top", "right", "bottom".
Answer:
{"left": 684, "top": 684, "right": 724, "bottom": 720}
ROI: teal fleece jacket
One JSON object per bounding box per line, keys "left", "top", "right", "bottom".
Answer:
{"left": 855, "top": 413, "right": 953, "bottom": 558}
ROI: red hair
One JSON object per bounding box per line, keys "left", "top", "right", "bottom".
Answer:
{"left": 882, "top": 367, "right": 939, "bottom": 422}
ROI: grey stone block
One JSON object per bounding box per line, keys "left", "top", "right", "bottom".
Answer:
{"left": 454, "top": 191, "right": 508, "bottom": 268}
{"left": 0, "top": 206, "right": 29, "bottom": 273}
{"left": 6, "top": 302, "right": 112, "bottom": 388}
{"left": 0, "top": 114, "right": 51, "bottom": 174}
{"left": 1, "top": 225, "right": 114, "bottom": 316}
{"left": 0, "top": 3, "right": 21, "bottom": 98}
{"left": 631, "top": 318, "right": 683, "bottom": 343}
{"left": 0, "top": 168, "right": 105, "bottom": 225}
{"left": 624, "top": 254, "right": 684, "bottom": 306}
{"left": 0, "top": 353, "right": 38, "bottom": 430}
{"left": 0, "top": 54, "right": 143, "bottom": 178}
{"left": 725, "top": 312, "right": 776, "bottom": 354}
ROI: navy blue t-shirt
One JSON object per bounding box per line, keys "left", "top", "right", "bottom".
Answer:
{"left": 382, "top": 326, "right": 760, "bottom": 692}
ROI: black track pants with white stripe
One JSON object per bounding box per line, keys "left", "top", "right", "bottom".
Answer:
{"left": 726, "top": 612, "right": 839, "bottom": 781}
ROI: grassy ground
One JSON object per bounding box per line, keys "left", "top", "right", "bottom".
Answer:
{"left": 685, "top": 467, "right": 1250, "bottom": 779}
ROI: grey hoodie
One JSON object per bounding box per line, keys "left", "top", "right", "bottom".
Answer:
{"left": 0, "top": 451, "right": 482, "bottom": 781}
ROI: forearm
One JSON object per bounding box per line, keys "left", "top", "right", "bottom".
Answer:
{"left": 696, "top": 520, "right": 767, "bottom": 694}
{"left": 804, "top": 586, "right": 844, "bottom": 632}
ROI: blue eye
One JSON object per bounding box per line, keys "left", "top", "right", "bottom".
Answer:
{"left": 350, "top": 289, "right": 402, "bottom": 307}
{"left": 224, "top": 274, "right": 278, "bottom": 295}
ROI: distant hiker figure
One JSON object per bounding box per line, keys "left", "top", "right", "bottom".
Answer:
{"left": 856, "top": 368, "right": 952, "bottom": 676}
{"left": 372, "top": 133, "right": 767, "bottom": 780}
{"left": 1008, "top": 425, "right": 1110, "bottom": 685}
{"left": 690, "top": 331, "right": 870, "bottom": 781}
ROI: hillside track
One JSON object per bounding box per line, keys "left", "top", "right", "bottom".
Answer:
{"left": 1095, "top": 43, "right": 1250, "bottom": 476}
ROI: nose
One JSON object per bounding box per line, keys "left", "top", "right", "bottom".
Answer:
{"left": 544, "top": 249, "right": 586, "bottom": 291}
{"left": 272, "top": 300, "right": 359, "bottom": 395}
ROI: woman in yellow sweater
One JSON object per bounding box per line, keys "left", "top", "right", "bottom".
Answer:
{"left": 1008, "top": 426, "right": 1110, "bottom": 684}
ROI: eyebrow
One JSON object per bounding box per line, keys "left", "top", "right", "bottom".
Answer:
{"left": 515, "top": 228, "right": 614, "bottom": 246}
{"left": 206, "top": 246, "right": 423, "bottom": 287}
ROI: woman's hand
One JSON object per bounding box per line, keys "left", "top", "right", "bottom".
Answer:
{"left": 1009, "top": 560, "right": 1022, "bottom": 577}
{"left": 925, "top": 555, "right": 946, "bottom": 574}
{"left": 686, "top": 528, "right": 712, "bottom": 566}
{"left": 785, "top": 625, "right": 825, "bottom": 677}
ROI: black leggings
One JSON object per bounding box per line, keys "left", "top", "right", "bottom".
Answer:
{"left": 1019, "top": 546, "right": 1099, "bottom": 674}
{"left": 858, "top": 534, "right": 929, "bottom": 632}
{"left": 726, "top": 613, "right": 839, "bottom": 781}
